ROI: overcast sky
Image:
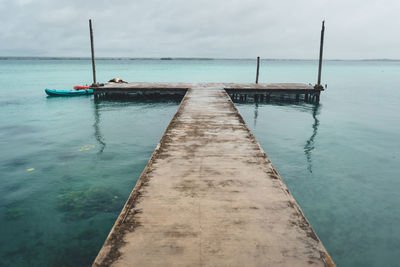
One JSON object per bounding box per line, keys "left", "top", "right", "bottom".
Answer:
{"left": 0, "top": 0, "right": 399, "bottom": 59}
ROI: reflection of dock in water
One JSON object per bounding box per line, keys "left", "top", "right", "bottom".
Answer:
{"left": 304, "top": 104, "right": 321, "bottom": 173}
{"left": 247, "top": 100, "right": 321, "bottom": 174}
{"left": 253, "top": 102, "right": 258, "bottom": 128}
{"left": 92, "top": 83, "right": 334, "bottom": 267}
{"left": 93, "top": 101, "right": 106, "bottom": 154}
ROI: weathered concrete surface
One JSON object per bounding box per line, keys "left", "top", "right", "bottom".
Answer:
{"left": 93, "top": 85, "right": 334, "bottom": 267}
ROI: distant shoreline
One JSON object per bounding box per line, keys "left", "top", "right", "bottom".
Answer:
{"left": 0, "top": 56, "right": 399, "bottom": 61}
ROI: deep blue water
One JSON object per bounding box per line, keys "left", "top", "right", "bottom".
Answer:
{"left": 0, "top": 59, "right": 399, "bottom": 266}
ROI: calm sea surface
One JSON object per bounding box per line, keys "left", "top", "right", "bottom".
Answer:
{"left": 0, "top": 59, "right": 399, "bottom": 266}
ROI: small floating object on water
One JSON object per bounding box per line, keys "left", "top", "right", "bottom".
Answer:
{"left": 78, "top": 145, "right": 96, "bottom": 151}
{"left": 45, "top": 88, "right": 93, "bottom": 97}
{"left": 78, "top": 146, "right": 90, "bottom": 151}
{"left": 27, "top": 168, "right": 35, "bottom": 172}
{"left": 73, "top": 85, "right": 90, "bottom": 90}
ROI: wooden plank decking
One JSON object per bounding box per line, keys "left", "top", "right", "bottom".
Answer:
{"left": 93, "top": 82, "right": 320, "bottom": 93}
{"left": 93, "top": 84, "right": 334, "bottom": 267}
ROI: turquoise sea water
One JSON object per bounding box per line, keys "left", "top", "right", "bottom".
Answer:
{"left": 0, "top": 59, "right": 399, "bottom": 266}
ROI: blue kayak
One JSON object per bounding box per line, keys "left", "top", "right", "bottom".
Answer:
{"left": 45, "top": 88, "right": 94, "bottom": 96}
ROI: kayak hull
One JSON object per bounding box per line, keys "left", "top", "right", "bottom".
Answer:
{"left": 45, "top": 88, "right": 94, "bottom": 96}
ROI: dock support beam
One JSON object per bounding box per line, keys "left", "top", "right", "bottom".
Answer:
{"left": 89, "top": 19, "right": 97, "bottom": 86}
{"left": 315, "top": 20, "right": 325, "bottom": 90}
{"left": 256, "top": 56, "right": 260, "bottom": 84}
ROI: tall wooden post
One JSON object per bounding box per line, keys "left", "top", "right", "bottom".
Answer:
{"left": 255, "top": 56, "right": 260, "bottom": 84}
{"left": 315, "top": 20, "right": 325, "bottom": 89}
{"left": 89, "top": 19, "right": 97, "bottom": 86}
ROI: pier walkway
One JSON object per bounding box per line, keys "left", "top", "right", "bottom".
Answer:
{"left": 93, "top": 84, "right": 333, "bottom": 266}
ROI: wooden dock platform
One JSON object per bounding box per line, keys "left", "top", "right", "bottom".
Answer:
{"left": 92, "top": 83, "right": 333, "bottom": 266}
{"left": 92, "top": 82, "right": 323, "bottom": 102}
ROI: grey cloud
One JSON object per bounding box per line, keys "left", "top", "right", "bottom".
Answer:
{"left": 0, "top": 0, "right": 399, "bottom": 59}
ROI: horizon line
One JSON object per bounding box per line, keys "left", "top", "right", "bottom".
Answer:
{"left": 0, "top": 56, "right": 399, "bottom": 61}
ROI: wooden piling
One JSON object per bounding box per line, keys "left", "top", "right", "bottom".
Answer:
{"left": 256, "top": 56, "right": 260, "bottom": 84}
{"left": 266, "top": 93, "right": 270, "bottom": 102}
{"left": 315, "top": 20, "right": 325, "bottom": 89}
{"left": 89, "top": 19, "right": 97, "bottom": 86}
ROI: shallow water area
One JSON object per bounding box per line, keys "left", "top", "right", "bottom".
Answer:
{"left": 0, "top": 58, "right": 400, "bottom": 266}
{"left": 0, "top": 97, "right": 181, "bottom": 266}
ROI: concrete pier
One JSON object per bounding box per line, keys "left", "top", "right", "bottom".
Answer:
{"left": 93, "top": 84, "right": 334, "bottom": 266}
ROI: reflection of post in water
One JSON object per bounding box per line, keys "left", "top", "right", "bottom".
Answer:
{"left": 253, "top": 102, "right": 259, "bottom": 128}
{"left": 304, "top": 103, "right": 320, "bottom": 173}
{"left": 93, "top": 100, "right": 106, "bottom": 154}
